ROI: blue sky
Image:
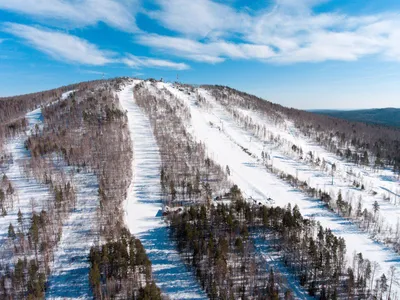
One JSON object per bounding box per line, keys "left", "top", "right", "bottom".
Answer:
{"left": 1, "top": 0, "right": 400, "bottom": 109}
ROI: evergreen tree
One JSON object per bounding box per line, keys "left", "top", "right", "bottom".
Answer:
{"left": 8, "top": 223, "right": 16, "bottom": 239}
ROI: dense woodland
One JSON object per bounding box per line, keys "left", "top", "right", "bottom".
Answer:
{"left": 169, "top": 185, "right": 287, "bottom": 299}
{"left": 314, "top": 108, "right": 400, "bottom": 129}
{"left": 89, "top": 228, "right": 162, "bottom": 299}
{"left": 170, "top": 185, "right": 395, "bottom": 299}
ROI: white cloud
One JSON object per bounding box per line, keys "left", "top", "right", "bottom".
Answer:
{"left": 3, "top": 23, "right": 114, "bottom": 65}
{"left": 0, "top": 0, "right": 137, "bottom": 31}
{"left": 137, "top": 34, "right": 275, "bottom": 63}
{"left": 81, "top": 70, "right": 107, "bottom": 75}
{"left": 148, "top": 0, "right": 250, "bottom": 39}
{"left": 142, "top": 0, "right": 400, "bottom": 64}
{"left": 3, "top": 0, "right": 400, "bottom": 66}
{"left": 122, "top": 54, "right": 189, "bottom": 70}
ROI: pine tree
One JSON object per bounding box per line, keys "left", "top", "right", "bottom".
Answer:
{"left": 6, "top": 182, "right": 14, "bottom": 195}
{"left": 18, "top": 209, "right": 23, "bottom": 226}
{"left": 337, "top": 190, "right": 343, "bottom": 214}
{"left": 8, "top": 223, "right": 16, "bottom": 239}
{"left": 363, "top": 151, "right": 369, "bottom": 166}
{"left": 380, "top": 274, "right": 388, "bottom": 297}
{"left": 89, "top": 262, "right": 101, "bottom": 289}
{"left": 373, "top": 201, "right": 380, "bottom": 218}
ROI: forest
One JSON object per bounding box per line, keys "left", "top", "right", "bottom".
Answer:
{"left": 0, "top": 78, "right": 162, "bottom": 299}
{"left": 0, "top": 77, "right": 399, "bottom": 299}
{"left": 313, "top": 108, "right": 400, "bottom": 129}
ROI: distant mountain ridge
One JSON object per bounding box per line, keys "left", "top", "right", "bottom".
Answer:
{"left": 311, "top": 107, "right": 400, "bottom": 128}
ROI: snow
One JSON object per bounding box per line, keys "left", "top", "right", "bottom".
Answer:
{"left": 61, "top": 90, "right": 76, "bottom": 100}
{"left": 118, "top": 83, "right": 208, "bottom": 300}
{"left": 227, "top": 100, "right": 400, "bottom": 241}
{"left": 0, "top": 107, "right": 51, "bottom": 265}
{"left": 0, "top": 90, "right": 99, "bottom": 298}
{"left": 46, "top": 171, "right": 98, "bottom": 300}
{"left": 253, "top": 233, "right": 313, "bottom": 300}
{"left": 4, "top": 82, "right": 400, "bottom": 298}
{"left": 46, "top": 90, "right": 99, "bottom": 299}
{"left": 159, "top": 82, "right": 400, "bottom": 296}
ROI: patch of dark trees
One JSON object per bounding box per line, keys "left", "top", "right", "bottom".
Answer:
{"left": 169, "top": 185, "right": 394, "bottom": 299}
{"left": 89, "top": 228, "right": 162, "bottom": 300}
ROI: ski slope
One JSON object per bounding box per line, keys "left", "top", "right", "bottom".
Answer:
{"left": 118, "top": 83, "right": 208, "bottom": 300}
{"left": 160, "top": 82, "right": 400, "bottom": 296}
{"left": 0, "top": 108, "right": 51, "bottom": 266}
{"left": 46, "top": 171, "right": 98, "bottom": 300}
{"left": 0, "top": 89, "right": 100, "bottom": 298}
{"left": 46, "top": 89, "right": 101, "bottom": 299}
{"left": 229, "top": 103, "right": 400, "bottom": 235}
{"left": 204, "top": 92, "right": 400, "bottom": 241}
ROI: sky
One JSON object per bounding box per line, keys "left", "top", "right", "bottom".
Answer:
{"left": 1, "top": 0, "right": 400, "bottom": 109}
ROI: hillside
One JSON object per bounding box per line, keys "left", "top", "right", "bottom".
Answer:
{"left": 312, "top": 108, "right": 400, "bottom": 128}
{"left": 0, "top": 78, "right": 400, "bottom": 299}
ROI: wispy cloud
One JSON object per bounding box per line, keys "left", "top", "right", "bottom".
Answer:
{"left": 0, "top": 0, "right": 137, "bottom": 31}
{"left": 143, "top": 0, "right": 400, "bottom": 64}
{"left": 147, "top": 0, "right": 250, "bottom": 39}
{"left": 80, "top": 70, "right": 107, "bottom": 75}
{"left": 3, "top": 0, "right": 400, "bottom": 67}
{"left": 122, "top": 54, "right": 189, "bottom": 70}
{"left": 137, "top": 34, "right": 275, "bottom": 63}
{"left": 3, "top": 23, "right": 114, "bottom": 65}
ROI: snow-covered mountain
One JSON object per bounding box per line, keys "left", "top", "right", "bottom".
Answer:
{"left": 1, "top": 77, "right": 399, "bottom": 300}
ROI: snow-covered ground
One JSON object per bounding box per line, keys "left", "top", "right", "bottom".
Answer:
{"left": 206, "top": 93, "right": 400, "bottom": 242}
{"left": 0, "top": 89, "right": 100, "bottom": 298}
{"left": 46, "top": 89, "right": 99, "bottom": 299}
{"left": 252, "top": 232, "right": 313, "bottom": 300}
{"left": 5, "top": 81, "right": 399, "bottom": 298}
{"left": 46, "top": 171, "right": 98, "bottom": 300}
{"left": 118, "top": 83, "right": 208, "bottom": 300}
{"left": 0, "top": 108, "right": 51, "bottom": 265}
{"left": 160, "top": 82, "right": 400, "bottom": 297}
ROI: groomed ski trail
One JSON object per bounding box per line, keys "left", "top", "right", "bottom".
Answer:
{"left": 119, "top": 82, "right": 208, "bottom": 300}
